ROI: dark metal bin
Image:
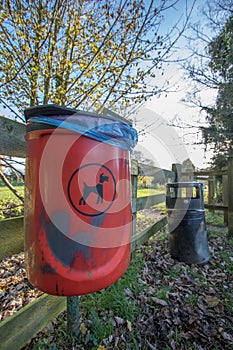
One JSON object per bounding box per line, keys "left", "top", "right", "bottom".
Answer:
{"left": 166, "top": 182, "right": 210, "bottom": 265}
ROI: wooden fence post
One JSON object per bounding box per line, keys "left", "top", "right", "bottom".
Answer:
{"left": 223, "top": 174, "right": 228, "bottom": 224}
{"left": 131, "top": 159, "right": 138, "bottom": 253}
{"left": 172, "top": 163, "right": 181, "bottom": 182}
{"left": 208, "top": 176, "right": 215, "bottom": 212}
{"left": 228, "top": 157, "right": 233, "bottom": 237}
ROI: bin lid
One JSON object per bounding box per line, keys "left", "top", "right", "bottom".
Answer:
{"left": 24, "top": 104, "right": 137, "bottom": 151}
{"left": 24, "top": 104, "right": 132, "bottom": 125}
{"left": 24, "top": 104, "right": 77, "bottom": 121}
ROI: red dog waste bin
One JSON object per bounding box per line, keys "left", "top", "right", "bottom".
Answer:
{"left": 24, "top": 105, "right": 137, "bottom": 296}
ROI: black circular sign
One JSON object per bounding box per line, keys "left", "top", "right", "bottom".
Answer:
{"left": 67, "top": 163, "right": 116, "bottom": 217}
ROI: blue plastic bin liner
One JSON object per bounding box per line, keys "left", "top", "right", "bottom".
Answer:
{"left": 28, "top": 114, "right": 138, "bottom": 151}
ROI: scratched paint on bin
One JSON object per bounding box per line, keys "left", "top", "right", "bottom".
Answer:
{"left": 43, "top": 212, "right": 94, "bottom": 267}
{"left": 91, "top": 213, "right": 105, "bottom": 229}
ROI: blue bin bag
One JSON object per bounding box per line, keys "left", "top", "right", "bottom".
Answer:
{"left": 28, "top": 114, "right": 138, "bottom": 151}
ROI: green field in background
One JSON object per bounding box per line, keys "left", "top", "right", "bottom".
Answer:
{"left": 137, "top": 186, "right": 164, "bottom": 198}
{"left": 0, "top": 185, "right": 24, "bottom": 200}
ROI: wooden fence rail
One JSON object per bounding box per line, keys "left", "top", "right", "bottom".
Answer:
{"left": 0, "top": 116, "right": 170, "bottom": 350}
{"left": 0, "top": 295, "right": 66, "bottom": 350}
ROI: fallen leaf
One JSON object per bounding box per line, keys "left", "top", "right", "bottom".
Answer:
{"left": 126, "top": 319, "right": 132, "bottom": 332}
{"left": 151, "top": 297, "right": 168, "bottom": 306}
{"left": 97, "top": 346, "right": 106, "bottom": 350}
{"left": 80, "top": 322, "right": 88, "bottom": 335}
{"left": 205, "top": 296, "right": 221, "bottom": 307}
{"left": 114, "top": 316, "right": 124, "bottom": 325}
{"left": 222, "top": 332, "right": 233, "bottom": 341}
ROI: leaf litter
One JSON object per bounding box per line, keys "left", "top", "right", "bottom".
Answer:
{"left": 0, "top": 209, "right": 233, "bottom": 349}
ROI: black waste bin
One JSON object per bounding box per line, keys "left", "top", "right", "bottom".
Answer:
{"left": 166, "top": 182, "right": 210, "bottom": 264}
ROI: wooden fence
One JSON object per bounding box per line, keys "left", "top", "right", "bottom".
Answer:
{"left": 172, "top": 160, "right": 233, "bottom": 236}
{"left": 0, "top": 116, "right": 171, "bottom": 350}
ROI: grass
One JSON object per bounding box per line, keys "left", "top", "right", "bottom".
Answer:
{"left": 219, "top": 249, "right": 233, "bottom": 273}
{"left": 186, "top": 294, "right": 198, "bottom": 306}
{"left": 31, "top": 253, "right": 145, "bottom": 350}
{"left": 85, "top": 254, "right": 145, "bottom": 348}
{"left": 199, "top": 226, "right": 233, "bottom": 316}
{"left": 205, "top": 210, "right": 226, "bottom": 227}
{"left": 137, "top": 186, "right": 166, "bottom": 214}
{"left": 155, "top": 286, "right": 170, "bottom": 302}
{"left": 137, "top": 186, "right": 165, "bottom": 198}
{"left": 80, "top": 253, "right": 144, "bottom": 320}
{"left": 225, "top": 291, "right": 233, "bottom": 313}
{"left": 0, "top": 184, "right": 24, "bottom": 198}
{"left": 0, "top": 185, "right": 24, "bottom": 219}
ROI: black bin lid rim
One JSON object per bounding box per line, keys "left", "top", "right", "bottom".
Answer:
{"left": 24, "top": 104, "right": 132, "bottom": 125}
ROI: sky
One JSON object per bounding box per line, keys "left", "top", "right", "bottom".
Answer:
{"left": 134, "top": 0, "right": 218, "bottom": 170}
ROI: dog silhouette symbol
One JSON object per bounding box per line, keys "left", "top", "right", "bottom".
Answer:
{"left": 79, "top": 173, "right": 109, "bottom": 205}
